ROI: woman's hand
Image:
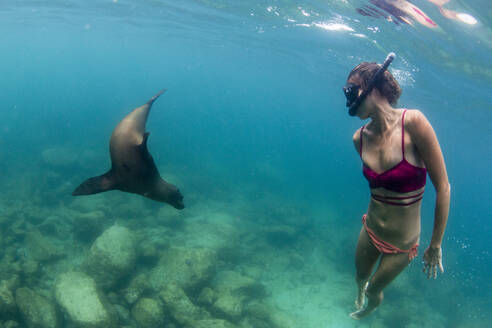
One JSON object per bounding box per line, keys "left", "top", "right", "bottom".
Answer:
{"left": 423, "top": 246, "right": 444, "bottom": 279}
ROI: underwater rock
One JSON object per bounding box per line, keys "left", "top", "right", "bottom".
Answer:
{"left": 209, "top": 271, "right": 267, "bottom": 322}
{"left": 156, "top": 206, "right": 185, "bottom": 228}
{"left": 20, "top": 260, "right": 39, "bottom": 285}
{"left": 41, "top": 147, "right": 78, "bottom": 167}
{"left": 106, "top": 292, "right": 120, "bottom": 304}
{"left": 3, "top": 321, "right": 20, "bottom": 328}
{"left": 8, "top": 219, "right": 28, "bottom": 239}
{"left": 0, "top": 279, "right": 18, "bottom": 317}
{"left": 192, "top": 319, "right": 236, "bottom": 328}
{"left": 83, "top": 225, "right": 136, "bottom": 290}
{"left": 245, "top": 302, "right": 296, "bottom": 328}
{"left": 72, "top": 210, "right": 105, "bottom": 242}
{"left": 213, "top": 293, "right": 243, "bottom": 321}
{"left": 25, "top": 231, "right": 64, "bottom": 263}
{"left": 54, "top": 271, "right": 114, "bottom": 328}
{"left": 239, "top": 316, "right": 273, "bottom": 328}
{"left": 112, "top": 304, "right": 131, "bottom": 326}
{"left": 15, "top": 287, "right": 59, "bottom": 328}
{"left": 197, "top": 287, "right": 218, "bottom": 306}
{"left": 149, "top": 247, "right": 217, "bottom": 292}
{"left": 122, "top": 273, "right": 151, "bottom": 305}
{"left": 37, "top": 215, "right": 61, "bottom": 236}
{"left": 131, "top": 297, "right": 165, "bottom": 328}
{"left": 212, "top": 270, "right": 267, "bottom": 299}
{"left": 216, "top": 246, "right": 243, "bottom": 265}
{"left": 136, "top": 235, "right": 169, "bottom": 266}
{"left": 238, "top": 265, "right": 263, "bottom": 281}
{"left": 159, "top": 283, "right": 209, "bottom": 326}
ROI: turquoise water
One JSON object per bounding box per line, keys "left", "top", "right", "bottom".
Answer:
{"left": 0, "top": 0, "right": 490, "bottom": 327}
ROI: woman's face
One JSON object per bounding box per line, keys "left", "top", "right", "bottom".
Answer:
{"left": 344, "top": 75, "right": 370, "bottom": 119}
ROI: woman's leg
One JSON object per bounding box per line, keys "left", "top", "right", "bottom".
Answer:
{"left": 351, "top": 251, "right": 411, "bottom": 319}
{"left": 352, "top": 226, "right": 381, "bottom": 311}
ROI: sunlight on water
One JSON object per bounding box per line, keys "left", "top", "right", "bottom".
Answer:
{"left": 456, "top": 13, "right": 477, "bottom": 25}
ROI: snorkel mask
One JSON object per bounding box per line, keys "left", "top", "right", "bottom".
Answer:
{"left": 343, "top": 52, "right": 396, "bottom": 116}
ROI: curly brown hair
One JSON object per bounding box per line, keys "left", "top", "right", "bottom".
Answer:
{"left": 347, "top": 62, "right": 402, "bottom": 105}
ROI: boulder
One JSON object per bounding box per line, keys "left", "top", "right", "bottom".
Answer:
{"left": 25, "top": 231, "right": 64, "bottom": 262}
{"left": 112, "top": 304, "right": 131, "bottom": 326}
{"left": 83, "top": 225, "right": 136, "bottom": 290}
{"left": 20, "top": 260, "right": 39, "bottom": 285}
{"left": 122, "top": 273, "right": 151, "bottom": 306}
{"left": 0, "top": 279, "right": 16, "bottom": 317}
{"left": 136, "top": 235, "right": 169, "bottom": 266}
{"left": 149, "top": 247, "right": 216, "bottom": 293}
{"left": 246, "top": 302, "right": 296, "bottom": 328}
{"left": 156, "top": 206, "right": 185, "bottom": 228}
{"left": 15, "top": 287, "right": 59, "bottom": 328}
{"left": 213, "top": 293, "right": 243, "bottom": 321}
{"left": 54, "top": 271, "right": 114, "bottom": 328}
{"left": 159, "top": 283, "right": 208, "bottom": 326}
{"left": 209, "top": 271, "right": 267, "bottom": 322}
{"left": 212, "top": 271, "right": 266, "bottom": 298}
{"left": 191, "top": 319, "right": 235, "bottom": 328}
{"left": 3, "top": 321, "right": 20, "bottom": 328}
{"left": 37, "top": 216, "right": 62, "bottom": 237}
{"left": 131, "top": 298, "right": 164, "bottom": 328}
{"left": 197, "top": 287, "right": 217, "bottom": 306}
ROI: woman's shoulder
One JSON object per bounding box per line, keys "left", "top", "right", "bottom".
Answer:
{"left": 403, "top": 108, "right": 426, "bottom": 120}
{"left": 402, "top": 108, "right": 434, "bottom": 135}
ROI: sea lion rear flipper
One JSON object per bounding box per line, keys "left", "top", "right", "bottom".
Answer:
{"left": 147, "top": 89, "right": 166, "bottom": 106}
{"left": 72, "top": 171, "right": 116, "bottom": 196}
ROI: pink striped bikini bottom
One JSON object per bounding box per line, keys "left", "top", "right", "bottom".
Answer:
{"left": 362, "top": 214, "right": 418, "bottom": 260}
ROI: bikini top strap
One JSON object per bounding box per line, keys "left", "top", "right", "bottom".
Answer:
{"left": 401, "top": 109, "right": 407, "bottom": 156}
{"left": 359, "top": 125, "right": 365, "bottom": 157}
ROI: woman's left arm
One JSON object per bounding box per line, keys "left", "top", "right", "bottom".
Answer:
{"left": 407, "top": 110, "right": 451, "bottom": 279}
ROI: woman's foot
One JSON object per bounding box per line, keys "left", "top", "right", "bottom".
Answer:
{"left": 350, "top": 290, "right": 382, "bottom": 320}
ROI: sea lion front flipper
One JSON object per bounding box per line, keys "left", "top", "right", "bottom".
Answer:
{"left": 72, "top": 171, "right": 116, "bottom": 196}
{"left": 140, "top": 132, "right": 150, "bottom": 148}
{"left": 138, "top": 132, "right": 151, "bottom": 158}
{"left": 137, "top": 132, "right": 160, "bottom": 179}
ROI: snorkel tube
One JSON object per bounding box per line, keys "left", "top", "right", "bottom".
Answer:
{"left": 348, "top": 52, "right": 396, "bottom": 116}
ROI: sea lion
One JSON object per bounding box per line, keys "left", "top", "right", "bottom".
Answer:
{"left": 72, "top": 90, "right": 184, "bottom": 209}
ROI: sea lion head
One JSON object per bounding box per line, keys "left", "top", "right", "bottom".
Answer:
{"left": 147, "top": 180, "right": 185, "bottom": 209}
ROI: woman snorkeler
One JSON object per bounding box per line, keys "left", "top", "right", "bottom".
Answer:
{"left": 357, "top": 0, "right": 477, "bottom": 27}
{"left": 343, "top": 54, "right": 451, "bottom": 319}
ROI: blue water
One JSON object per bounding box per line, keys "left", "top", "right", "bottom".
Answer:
{"left": 0, "top": 0, "right": 491, "bottom": 327}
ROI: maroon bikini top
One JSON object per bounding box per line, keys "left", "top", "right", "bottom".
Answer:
{"left": 360, "top": 110, "right": 427, "bottom": 202}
